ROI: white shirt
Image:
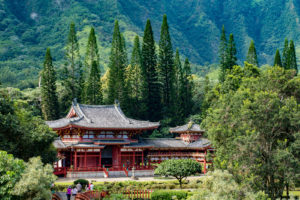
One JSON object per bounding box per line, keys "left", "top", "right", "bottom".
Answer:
{"left": 72, "top": 188, "right": 78, "bottom": 195}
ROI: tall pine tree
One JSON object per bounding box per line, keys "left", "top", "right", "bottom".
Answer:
{"left": 41, "top": 48, "right": 59, "bottom": 120}
{"left": 107, "top": 20, "right": 128, "bottom": 108}
{"left": 282, "top": 38, "right": 289, "bottom": 69}
{"left": 219, "top": 25, "right": 227, "bottom": 82}
{"left": 288, "top": 40, "right": 298, "bottom": 73}
{"left": 246, "top": 40, "right": 258, "bottom": 66}
{"left": 85, "top": 27, "right": 100, "bottom": 74}
{"left": 181, "top": 58, "right": 193, "bottom": 118}
{"left": 141, "top": 19, "right": 161, "bottom": 121}
{"left": 273, "top": 49, "right": 282, "bottom": 67}
{"left": 85, "top": 61, "right": 102, "bottom": 104}
{"left": 61, "top": 22, "right": 83, "bottom": 113}
{"left": 158, "top": 14, "right": 175, "bottom": 117}
{"left": 174, "top": 48, "right": 185, "bottom": 123}
{"left": 125, "top": 35, "right": 144, "bottom": 118}
{"left": 226, "top": 33, "right": 237, "bottom": 70}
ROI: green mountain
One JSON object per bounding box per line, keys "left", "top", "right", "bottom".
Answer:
{"left": 1, "top": 0, "right": 300, "bottom": 88}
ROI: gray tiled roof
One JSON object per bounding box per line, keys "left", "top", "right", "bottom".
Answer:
{"left": 169, "top": 122, "right": 204, "bottom": 133}
{"left": 53, "top": 138, "right": 105, "bottom": 149}
{"left": 53, "top": 137, "right": 211, "bottom": 150}
{"left": 46, "top": 100, "right": 159, "bottom": 130}
{"left": 143, "top": 138, "right": 210, "bottom": 149}
{"left": 53, "top": 138, "right": 67, "bottom": 149}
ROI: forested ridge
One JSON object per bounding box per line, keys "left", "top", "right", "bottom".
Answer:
{"left": 0, "top": 1, "right": 300, "bottom": 199}
{"left": 1, "top": 0, "right": 300, "bottom": 88}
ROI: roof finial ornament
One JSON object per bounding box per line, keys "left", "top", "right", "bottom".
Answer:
{"left": 188, "top": 120, "right": 194, "bottom": 129}
{"left": 73, "top": 98, "right": 78, "bottom": 105}
{"left": 114, "top": 99, "right": 120, "bottom": 106}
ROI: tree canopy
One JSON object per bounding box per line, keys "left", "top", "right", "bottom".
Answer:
{"left": 203, "top": 66, "right": 300, "bottom": 199}
{"left": 155, "top": 159, "right": 201, "bottom": 188}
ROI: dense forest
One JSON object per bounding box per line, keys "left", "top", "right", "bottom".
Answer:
{"left": 1, "top": 0, "right": 300, "bottom": 88}
{"left": 0, "top": 1, "right": 300, "bottom": 200}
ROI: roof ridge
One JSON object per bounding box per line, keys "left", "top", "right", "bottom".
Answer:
{"left": 76, "top": 102, "right": 92, "bottom": 123}
{"left": 78, "top": 104, "right": 115, "bottom": 108}
{"left": 114, "top": 104, "right": 132, "bottom": 124}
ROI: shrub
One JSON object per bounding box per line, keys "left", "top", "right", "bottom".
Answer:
{"left": 151, "top": 190, "right": 188, "bottom": 200}
{"left": 74, "top": 179, "right": 89, "bottom": 189}
{"left": 103, "top": 193, "right": 128, "bottom": 200}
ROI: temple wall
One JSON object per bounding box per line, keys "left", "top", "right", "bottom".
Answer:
{"left": 66, "top": 170, "right": 154, "bottom": 178}
{"left": 67, "top": 171, "right": 105, "bottom": 178}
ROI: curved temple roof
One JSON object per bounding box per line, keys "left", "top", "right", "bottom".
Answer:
{"left": 46, "top": 100, "right": 160, "bottom": 130}
{"left": 169, "top": 121, "right": 204, "bottom": 133}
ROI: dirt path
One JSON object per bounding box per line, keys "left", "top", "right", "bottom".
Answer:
{"left": 56, "top": 175, "right": 204, "bottom": 183}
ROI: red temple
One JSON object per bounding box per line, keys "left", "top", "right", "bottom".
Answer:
{"left": 47, "top": 100, "right": 212, "bottom": 178}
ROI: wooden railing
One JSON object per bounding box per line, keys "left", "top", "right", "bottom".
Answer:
{"left": 124, "top": 190, "right": 152, "bottom": 199}
{"left": 83, "top": 191, "right": 102, "bottom": 199}
{"left": 123, "top": 167, "right": 129, "bottom": 177}
{"left": 103, "top": 168, "right": 109, "bottom": 178}
{"left": 52, "top": 193, "right": 62, "bottom": 200}
{"left": 75, "top": 193, "right": 90, "bottom": 200}
{"left": 53, "top": 167, "right": 67, "bottom": 177}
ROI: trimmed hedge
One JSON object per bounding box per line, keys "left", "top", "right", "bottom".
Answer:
{"left": 74, "top": 179, "right": 89, "bottom": 189}
{"left": 151, "top": 190, "right": 188, "bottom": 200}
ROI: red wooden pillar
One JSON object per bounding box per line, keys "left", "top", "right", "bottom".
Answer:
{"left": 148, "top": 156, "right": 151, "bottom": 168}
{"left": 74, "top": 149, "right": 77, "bottom": 170}
{"left": 203, "top": 150, "right": 207, "bottom": 174}
{"left": 142, "top": 150, "right": 144, "bottom": 167}
{"left": 70, "top": 151, "right": 73, "bottom": 168}
{"left": 133, "top": 150, "right": 136, "bottom": 168}
{"left": 112, "top": 146, "right": 121, "bottom": 169}
{"left": 84, "top": 149, "right": 87, "bottom": 169}
{"left": 99, "top": 150, "right": 101, "bottom": 169}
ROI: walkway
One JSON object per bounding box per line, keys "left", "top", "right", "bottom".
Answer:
{"left": 56, "top": 175, "right": 204, "bottom": 183}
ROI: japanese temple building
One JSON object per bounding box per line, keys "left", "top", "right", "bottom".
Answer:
{"left": 47, "top": 100, "right": 213, "bottom": 178}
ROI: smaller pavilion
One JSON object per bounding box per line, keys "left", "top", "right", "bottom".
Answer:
{"left": 145, "top": 121, "right": 213, "bottom": 174}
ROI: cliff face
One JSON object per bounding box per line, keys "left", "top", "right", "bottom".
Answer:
{"left": 0, "top": 0, "right": 300, "bottom": 87}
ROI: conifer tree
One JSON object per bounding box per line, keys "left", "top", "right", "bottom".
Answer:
{"left": 226, "top": 33, "right": 237, "bottom": 69}
{"left": 125, "top": 35, "right": 144, "bottom": 118}
{"left": 158, "top": 14, "right": 175, "bottom": 117}
{"left": 181, "top": 58, "right": 193, "bottom": 118}
{"left": 282, "top": 38, "right": 289, "bottom": 69}
{"left": 85, "top": 27, "right": 100, "bottom": 73}
{"left": 174, "top": 48, "right": 183, "bottom": 100}
{"left": 107, "top": 20, "right": 128, "bottom": 107}
{"left": 273, "top": 49, "right": 282, "bottom": 67}
{"left": 288, "top": 40, "right": 298, "bottom": 73}
{"left": 121, "top": 33, "right": 128, "bottom": 66}
{"left": 85, "top": 61, "right": 102, "bottom": 104}
{"left": 41, "top": 48, "right": 59, "bottom": 120}
{"left": 219, "top": 25, "right": 227, "bottom": 82}
{"left": 246, "top": 40, "right": 258, "bottom": 66}
{"left": 61, "top": 22, "right": 83, "bottom": 112}
{"left": 141, "top": 19, "right": 161, "bottom": 121}
{"left": 174, "top": 49, "right": 184, "bottom": 123}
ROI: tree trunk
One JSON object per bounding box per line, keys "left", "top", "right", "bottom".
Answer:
{"left": 179, "top": 178, "right": 182, "bottom": 189}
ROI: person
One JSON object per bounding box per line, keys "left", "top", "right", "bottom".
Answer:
{"left": 90, "top": 182, "right": 94, "bottom": 191}
{"left": 51, "top": 183, "right": 55, "bottom": 195}
{"left": 66, "top": 186, "right": 72, "bottom": 200}
{"left": 76, "top": 182, "right": 82, "bottom": 193}
{"left": 72, "top": 186, "right": 78, "bottom": 198}
{"left": 85, "top": 184, "right": 89, "bottom": 191}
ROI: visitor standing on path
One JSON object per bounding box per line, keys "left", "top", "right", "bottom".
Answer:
{"left": 90, "top": 182, "right": 94, "bottom": 191}
{"left": 76, "top": 182, "right": 82, "bottom": 193}
{"left": 72, "top": 186, "right": 78, "bottom": 198}
{"left": 66, "top": 186, "right": 72, "bottom": 200}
